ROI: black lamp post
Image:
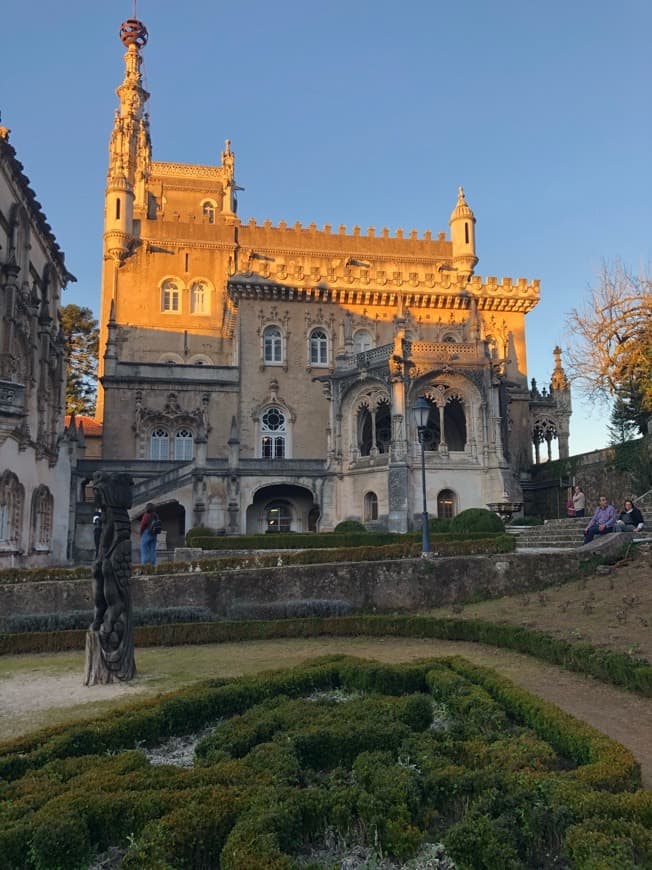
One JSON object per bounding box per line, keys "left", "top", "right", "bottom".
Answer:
{"left": 412, "top": 396, "right": 431, "bottom": 554}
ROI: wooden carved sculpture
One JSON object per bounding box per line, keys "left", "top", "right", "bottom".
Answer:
{"left": 84, "top": 471, "right": 136, "bottom": 685}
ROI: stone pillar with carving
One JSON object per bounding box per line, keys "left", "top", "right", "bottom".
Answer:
{"left": 387, "top": 333, "right": 410, "bottom": 532}
{"left": 85, "top": 471, "right": 136, "bottom": 685}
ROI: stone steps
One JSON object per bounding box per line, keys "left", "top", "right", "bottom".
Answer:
{"left": 511, "top": 509, "right": 649, "bottom": 550}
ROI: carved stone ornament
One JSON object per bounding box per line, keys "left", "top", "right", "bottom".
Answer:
{"left": 134, "top": 390, "right": 209, "bottom": 436}
{"left": 85, "top": 471, "right": 136, "bottom": 685}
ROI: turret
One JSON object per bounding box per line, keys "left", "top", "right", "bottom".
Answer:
{"left": 550, "top": 345, "right": 572, "bottom": 458}
{"left": 104, "top": 19, "right": 151, "bottom": 263}
{"left": 449, "top": 186, "right": 478, "bottom": 280}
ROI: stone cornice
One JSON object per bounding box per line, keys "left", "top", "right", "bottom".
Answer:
{"left": 140, "top": 236, "right": 237, "bottom": 253}
{"left": 228, "top": 274, "right": 540, "bottom": 313}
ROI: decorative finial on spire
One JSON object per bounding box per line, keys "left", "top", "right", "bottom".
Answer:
{"left": 550, "top": 346, "right": 569, "bottom": 391}
{"left": 119, "top": 18, "right": 148, "bottom": 49}
{"left": 450, "top": 185, "right": 475, "bottom": 221}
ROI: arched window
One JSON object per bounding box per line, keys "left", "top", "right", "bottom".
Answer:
{"left": 161, "top": 280, "right": 181, "bottom": 313}
{"left": 202, "top": 200, "right": 217, "bottom": 224}
{"left": 0, "top": 471, "right": 24, "bottom": 549}
{"left": 354, "top": 330, "right": 373, "bottom": 353}
{"left": 442, "top": 334, "right": 457, "bottom": 343}
{"left": 444, "top": 398, "right": 467, "bottom": 451}
{"left": 175, "top": 428, "right": 194, "bottom": 460}
{"left": 263, "top": 326, "right": 283, "bottom": 364}
{"left": 32, "top": 485, "right": 53, "bottom": 549}
{"left": 261, "top": 406, "right": 287, "bottom": 458}
{"left": 150, "top": 428, "right": 170, "bottom": 460}
{"left": 265, "top": 500, "right": 292, "bottom": 533}
{"left": 190, "top": 281, "right": 208, "bottom": 314}
{"left": 358, "top": 400, "right": 391, "bottom": 456}
{"left": 364, "top": 491, "right": 378, "bottom": 522}
{"left": 309, "top": 328, "right": 328, "bottom": 365}
{"left": 437, "top": 489, "right": 456, "bottom": 519}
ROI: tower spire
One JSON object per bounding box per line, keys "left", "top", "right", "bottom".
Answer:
{"left": 104, "top": 17, "right": 151, "bottom": 263}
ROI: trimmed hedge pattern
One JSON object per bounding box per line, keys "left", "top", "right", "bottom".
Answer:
{"left": 0, "top": 656, "right": 649, "bottom": 868}
{"left": 3, "top": 615, "right": 651, "bottom": 701}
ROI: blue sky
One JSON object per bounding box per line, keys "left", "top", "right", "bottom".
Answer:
{"left": 3, "top": 1, "right": 651, "bottom": 455}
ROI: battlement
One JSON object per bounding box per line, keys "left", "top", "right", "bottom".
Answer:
{"left": 468, "top": 274, "right": 540, "bottom": 298}
{"left": 242, "top": 218, "right": 447, "bottom": 243}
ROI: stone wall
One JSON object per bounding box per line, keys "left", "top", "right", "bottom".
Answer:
{"left": 1, "top": 551, "right": 592, "bottom": 621}
{"left": 524, "top": 435, "right": 652, "bottom": 519}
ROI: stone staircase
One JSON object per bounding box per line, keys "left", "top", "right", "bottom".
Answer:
{"left": 508, "top": 518, "right": 587, "bottom": 551}
{"left": 510, "top": 491, "right": 652, "bottom": 551}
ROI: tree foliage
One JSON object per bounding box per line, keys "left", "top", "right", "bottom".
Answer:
{"left": 60, "top": 304, "right": 99, "bottom": 416}
{"left": 565, "top": 261, "right": 652, "bottom": 430}
{"left": 608, "top": 382, "right": 651, "bottom": 443}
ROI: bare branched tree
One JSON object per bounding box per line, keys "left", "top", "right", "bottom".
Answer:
{"left": 565, "top": 261, "right": 652, "bottom": 417}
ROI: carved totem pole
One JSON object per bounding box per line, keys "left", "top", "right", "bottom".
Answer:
{"left": 84, "top": 471, "right": 136, "bottom": 684}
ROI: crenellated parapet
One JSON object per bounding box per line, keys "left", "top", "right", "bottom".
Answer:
{"left": 242, "top": 217, "right": 447, "bottom": 242}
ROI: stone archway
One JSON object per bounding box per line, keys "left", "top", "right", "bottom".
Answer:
{"left": 245, "top": 484, "right": 318, "bottom": 535}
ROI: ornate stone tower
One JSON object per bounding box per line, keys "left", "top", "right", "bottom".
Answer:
{"left": 529, "top": 346, "right": 572, "bottom": 463}
{"left": 97, "top": 18, "right": 151, "bottom": 417}
{"left": 449, "top": 186, "right": 478, "bottom": 280}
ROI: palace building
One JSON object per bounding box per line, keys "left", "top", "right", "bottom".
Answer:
{"left": 88, "top": 18, "right": 571, "bottom": 552}
{"left": 0, "top": 125, "right": 76, "bottom": 567}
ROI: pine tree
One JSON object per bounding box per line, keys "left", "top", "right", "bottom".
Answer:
{"left": 60, "top": 304, "right": 99, "bottom": 416}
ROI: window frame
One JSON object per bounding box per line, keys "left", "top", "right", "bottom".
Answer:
{"left": 161, "top": 279, "right": 181, "bottom": 313}
{"left": 150, "top": 427, "right": 170, "bottom": 460}
{"left": 354, "top": 329, "right": 373, "bottom": 354}
{"left": 309, "top": 327, "right": 329, "bottom": 366}
{"left": 260, "top": 405, "right": 289, "bottom": 459}
{"left": 263, "top": 325, "right": 284, "bottom": 365}
{"left": 190, "top": 280, "right": 209, "bottom": 315}
{"left": 174, "top": 428, "right": 194, "bottom": 460}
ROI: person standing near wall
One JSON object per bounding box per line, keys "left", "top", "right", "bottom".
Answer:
{"left": 572, "top": 485, "right": 586, "bottom": 518}
{"left": 140, "top": 502, "right": 159, "bottom": 565}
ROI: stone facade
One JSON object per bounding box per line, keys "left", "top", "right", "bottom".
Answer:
{"left": 0, "top": 126, "right": 76, "bottom": 566}
{"left": 87, "top": 18, "right": 572, "bottom": 551}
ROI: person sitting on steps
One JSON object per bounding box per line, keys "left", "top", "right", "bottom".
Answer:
{"left": 616, "top": 499, "right": 644, "bottom": 534}
{"left": 583, "top": 495, "right": 617, "bottom": 545}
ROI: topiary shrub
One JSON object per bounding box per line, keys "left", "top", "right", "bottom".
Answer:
{"left": 333, "top": 520, "right": 367, "bottom": 533}
{"left": 186, "top": 525, "right": 221, "bottom": 546}
{"left": 428, "top": 517, "right": 451, "bottom": 533}
{"left": 450, "top": 508, "right": 504, "bottom": 534}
